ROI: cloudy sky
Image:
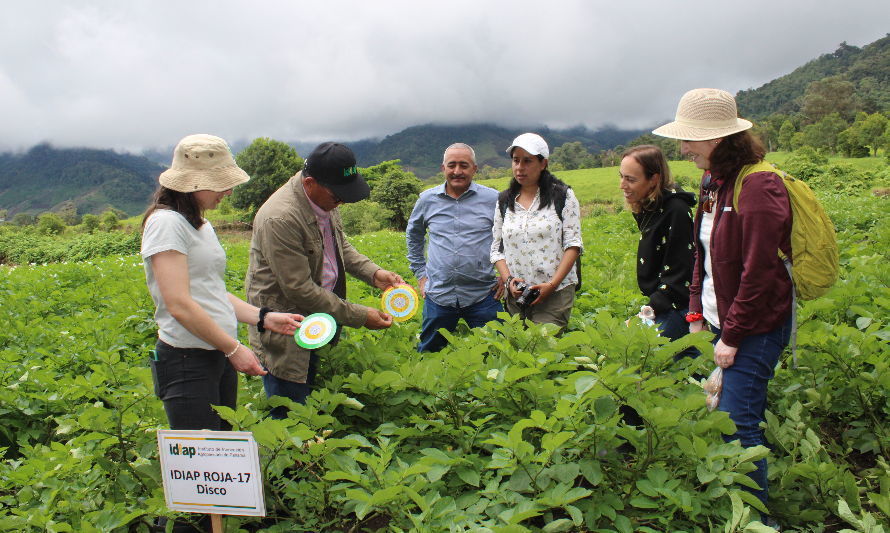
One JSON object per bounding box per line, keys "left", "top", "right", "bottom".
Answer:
{"left": 1, "top": 1, "right": 887, "bottom": 152}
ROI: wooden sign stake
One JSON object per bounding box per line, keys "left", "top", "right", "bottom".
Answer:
{"left": 211, "top": 513, "right": 223, "bottom": 532}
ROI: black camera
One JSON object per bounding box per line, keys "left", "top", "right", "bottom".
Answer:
{"left": 514, "top": 282, "right": 540, "bottom": 309}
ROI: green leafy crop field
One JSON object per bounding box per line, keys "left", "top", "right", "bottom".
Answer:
{"left": 0, "top": 160, "right": 888, "bottom": 531}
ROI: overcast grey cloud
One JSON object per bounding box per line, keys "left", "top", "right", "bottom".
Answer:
{"left": 0, "top": 0, "right": 887, "bottom": 151}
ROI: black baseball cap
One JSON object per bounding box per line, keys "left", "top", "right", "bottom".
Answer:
{"left": 303, "top": 142, "right": 370, "bottom": 203}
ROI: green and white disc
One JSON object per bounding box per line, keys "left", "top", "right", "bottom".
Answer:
{"left": 295, "top": 313, "right": 337, "bottom": 349}
{"left": 381, "top": 284, "right": 419, "bottom": 322}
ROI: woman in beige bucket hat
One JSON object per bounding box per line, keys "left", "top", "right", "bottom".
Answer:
{"left": 140, "top": 134, "right": 303, "bottom": 434}
{"left": 654, "top": 89, "right": 792, "bottom": 518}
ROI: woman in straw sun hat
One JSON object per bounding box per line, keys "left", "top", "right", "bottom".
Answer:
{"left": 654, "top": 89, "right": 792, "bottom": 515}
{"left": 141, "top": 134, "right": 303, "bottom": 433}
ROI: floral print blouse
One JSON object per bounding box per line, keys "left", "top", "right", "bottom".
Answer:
{"left": 490, "top": 187, "right": 584, "bottom": 290}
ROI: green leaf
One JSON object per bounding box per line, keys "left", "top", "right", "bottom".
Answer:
{"left": 542, "top": 519, "right": 574, "bottom": 532}
{"left": 579, "top": 458, "right": 603, "bottom": 486}
{"left": 837, "top": 498, "right": 862, "bottom": 527}
{"left": 574, "top": 373, "right": 598, "bottom": 395}
{"left": 629, "top": 495, "right": 660, "bottom": 509}
{"left": 456, "top": 466, "right": 480, "bottom": 487}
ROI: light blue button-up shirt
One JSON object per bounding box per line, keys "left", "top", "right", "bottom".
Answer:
{"left": 406, "top": 181, "right": 499, "bottom": 308}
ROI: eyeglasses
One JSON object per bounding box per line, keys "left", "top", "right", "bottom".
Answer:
{"left": 322, "top": 184, "right": 342, "bottom": 204}
{"left": 702, "top": 190, "right": 718, "bottom": 213}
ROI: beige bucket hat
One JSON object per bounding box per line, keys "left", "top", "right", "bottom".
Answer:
{"left": 652, "top": 88, "right": 753, "bottom": 141}
{"left": 159, "top": 134, "right": 250, "bottom": 192}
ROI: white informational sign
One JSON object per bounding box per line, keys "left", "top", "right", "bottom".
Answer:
{"left": 157, "top": 430, "right": 265, "bottom": 517}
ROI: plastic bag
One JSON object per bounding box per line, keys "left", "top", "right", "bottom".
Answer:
{"left": 704, "top": 366, "right": 723, "bottom": 411}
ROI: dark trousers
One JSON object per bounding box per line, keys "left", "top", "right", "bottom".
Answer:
{"left": 263, "top": 351, "right": 319, "bottom": 419}
{"left": 418, "top": 292, "right": 503, "bottom": 353}
{"left": 654, "top": 307, "right": 701, "bottom": 361}
{"left": 151, "top": 339, "right": 237, "bottom": 431}
{"left": 712, "top": 314, "right": 792, "bottom": 507}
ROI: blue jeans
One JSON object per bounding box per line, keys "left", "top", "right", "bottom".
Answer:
{"left": 263, "top": 351, "right": 319, "bottom": 419}
{"left": 712, "top": 314, "right": 792, "bottom": 507}
{"left": 655, "top": 308, "right": 700, "bottom": 361}
{"left": 418, "top": 292, "right": 502, "bottom": 352}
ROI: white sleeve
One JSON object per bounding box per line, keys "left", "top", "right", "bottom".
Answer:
{"left": 141, "top": 210, "right": 192, "bottom": 258}
{"left": 561, "top": 189, "right": 583, "bottom": 251}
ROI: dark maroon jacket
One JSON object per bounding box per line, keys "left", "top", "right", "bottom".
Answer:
{"left": 690, "top": 169, "right": 793, "bottom": 347}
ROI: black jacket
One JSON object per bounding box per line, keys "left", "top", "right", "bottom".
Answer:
{"left": 633, "top": 187, "right": 696, "bottom": 315}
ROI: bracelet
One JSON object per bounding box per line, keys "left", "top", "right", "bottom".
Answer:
{"left": 224, "top": 342, "right": 241, "bottom": 358}
{"left": 257, "top": 306, "right": 272, "bottom": 333}
{"left": 685, "top": 312, "right": 704, "bottom": 323}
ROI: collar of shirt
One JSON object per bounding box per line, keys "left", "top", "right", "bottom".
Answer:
{"left": 303, "top": 180, "right": 332, "bottom": 222}
{"left": 512, "top": 188, "right": 541, "bottom": 211}
{"left": 436, "top": 181, "right": 479, "bottom": 200}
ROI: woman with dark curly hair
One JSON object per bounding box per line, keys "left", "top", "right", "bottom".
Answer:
{"left": 654, "top": 89, "right": 793, "bottom": 518}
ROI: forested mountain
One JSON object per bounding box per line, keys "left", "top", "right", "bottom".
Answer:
{"left": 4, "top": 35, "right": 887, "bottom": 218}
{"left": 351, "top": 123, "right": 646, "bottom": 177}
{"left": 0, "top": 144, "right": 163, "bottom": 216}
{"left": 737, "top": 34, "right": 890, "bottom": 119}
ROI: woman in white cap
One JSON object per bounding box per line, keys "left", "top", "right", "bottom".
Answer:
{"left": 654, "top": 89, "right": 792, "bottom": 514}
{"left": 491, "top": 133, "right": 583, "bottom": 328}
{"left": 141, "top": 134, "right": 302, "bottom": 432}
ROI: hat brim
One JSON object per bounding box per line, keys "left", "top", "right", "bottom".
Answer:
{"left": 325, "top": 173, "right": 371, "bottom": 203}
{"left": 159, "top": 165, "right": 250, "bottom": 193}
{"left": 652, "top": 118, "right": 753, "bottom": 141}
{"left": 506, "top": 143, "right": 549, "bottom": 159}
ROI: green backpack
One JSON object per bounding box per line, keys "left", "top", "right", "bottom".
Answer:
{"left": 732, "top": 161, "right": 839, "bottom": 300}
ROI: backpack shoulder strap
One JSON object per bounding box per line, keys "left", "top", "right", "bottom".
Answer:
{"left": 497, "top": 189, "right": 510, "bottom": 219}
{"left": 553, "top": 183, "right": 569, "bottom": 222}
{"left": 732, "top": 161, "right": 780, "bottom": 213}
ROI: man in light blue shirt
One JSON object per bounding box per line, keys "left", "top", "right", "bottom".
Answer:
{"left": 406, "top": 143, "right": 504, "bottom": 352}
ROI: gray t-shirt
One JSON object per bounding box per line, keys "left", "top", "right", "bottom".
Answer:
{"left": 141, "top": 209, "right": 237, "bottom": 349}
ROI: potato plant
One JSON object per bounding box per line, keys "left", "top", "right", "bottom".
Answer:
{"left": 0, "top": 167, "right": 888, "bottom": 531}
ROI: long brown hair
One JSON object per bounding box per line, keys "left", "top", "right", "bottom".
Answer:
{"left": 621, "top": 145, "right": 674, "bottom": 213}
{"left": 708, "top": 130, "right": 766, "bottom": 182}
{"left": 141, "top": 186, "right": 203, "bottom": 230}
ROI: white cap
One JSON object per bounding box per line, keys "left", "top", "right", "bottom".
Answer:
{"left": 506, "top": 133, "right": 549, "bottom": 159}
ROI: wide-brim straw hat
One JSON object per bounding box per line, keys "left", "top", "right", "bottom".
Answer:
{"left": 159, "top": 134, "right": 250, "bottom": 192}
{"left": 652, "top": 88, "right": 753, "bottom": 141}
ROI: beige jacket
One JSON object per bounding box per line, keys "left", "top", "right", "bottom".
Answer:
{"left": 246, "top": 172, "right": 380, "bottom": 382}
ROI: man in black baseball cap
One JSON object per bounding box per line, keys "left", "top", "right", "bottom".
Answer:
{"left": 302, "top": 142, "right": 371, "bottom": 204}
{"left": 246, "top": 141, "right": 404, "bottom": 417}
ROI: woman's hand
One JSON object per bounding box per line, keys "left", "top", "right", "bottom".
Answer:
{"left": 714, "top": 339, "right": 738, "bottom": 368}
{"left": 689, "top": 320, "right": 705, "bottom": 334}
{"left": 228, "top": 344, "right": 267, "bottom": 376}
{"left": 263, "top": 312, "right": 303, "bottom": 335}
{"left": 529, "top": 281, "right": 556, "bottom": 305}
{"left": 493, "top": 274, "right": 510, "bottom": 300}
{"left": 508, "top": 277, "right": 526, "bottom": 299}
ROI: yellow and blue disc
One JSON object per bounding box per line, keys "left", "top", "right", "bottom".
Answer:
{"left": 381, "top": 284, "right": 419, "bottom": 322}
{"left": 295, "top": 313, "right": 337, "bottom": 349}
